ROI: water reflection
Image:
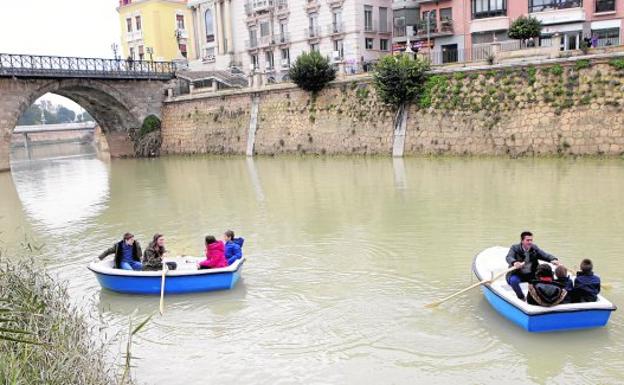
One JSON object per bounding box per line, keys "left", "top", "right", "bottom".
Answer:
{"left": 4, "top": 151, "right": 624, "bottom": 385}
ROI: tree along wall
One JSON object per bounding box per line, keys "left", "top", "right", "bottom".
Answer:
{"left": 161, "top": 58, "right": 624, "bottom": 157}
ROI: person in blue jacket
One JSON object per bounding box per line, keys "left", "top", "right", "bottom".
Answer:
{"left": 572, "top": 259, "right": 601, "bottom": 303}
{"left": 224, "top": 230, "right": 244, "bottom": 265}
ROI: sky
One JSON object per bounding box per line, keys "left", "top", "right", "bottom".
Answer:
{"left": 0, "top": 0, "right": 123, "bottom": 112}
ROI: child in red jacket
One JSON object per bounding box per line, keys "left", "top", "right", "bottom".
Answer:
{"left": 198, "top": 235, "right": 227, "bottom": 269}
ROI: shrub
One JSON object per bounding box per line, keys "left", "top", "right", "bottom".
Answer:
{"left": 508, "top": 16, "right": 542, "bottom": 43}
{"left": 139, "top": 115, "right": 162, "bottom": 137}
{"left": 372, "top": 54, "right": 430, "bottom": 107}
{"left": 549, "top": 64, "right": 564, "bottom": 77}
{"left": 0, "top": 258, "right": 127, "bottom": 385}
{"left": 288, "top": 51, "right": 336, "bottom": 93}
{"left": 419, "top": 75, "right": 448, "bottom": 108}
{"left": 609, "top": 58, "right": 624, "bottom": 70}
{"left": 574, "top": 59, "right": 591, "bottom": 71}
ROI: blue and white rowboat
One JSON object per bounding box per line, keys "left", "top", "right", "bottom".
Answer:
{"left": 88, "top": 257, "right": 245, "bottom": 295}
{"left": 473, "top": 246, "right": 616, "bottom": 332}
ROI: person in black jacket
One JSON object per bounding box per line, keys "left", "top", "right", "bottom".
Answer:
{"left": 527, "top": 264, "right": 568, "bottom": 307}
{"left": 572, "top": 259, "right": 601, "bottom": 303}
{"left": 506, "top": 231, "right": 560, "bottom": 300}
{"left": 98, "top": 232, "right": 143, "bottom": 270}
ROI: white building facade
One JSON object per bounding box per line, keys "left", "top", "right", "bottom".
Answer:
{"left": 189, "top": 0, "right": 393, "bottom": 80}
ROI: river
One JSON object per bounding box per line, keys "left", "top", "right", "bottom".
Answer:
{"left": 1, "top": 143, "right": 623, "bottom": 385}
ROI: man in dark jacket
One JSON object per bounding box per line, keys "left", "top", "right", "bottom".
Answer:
{"left": 572, "top": 259, "right": 601, "bottom": 302}
{"left": 98, "top": 232, "right": 143, "bottom": 270}
{"left": 506, "top": 231, "right": 560, "bottom": 300}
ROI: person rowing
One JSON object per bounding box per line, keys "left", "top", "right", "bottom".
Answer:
{"left": 506, "top": 231, "right": 560, "bottom": 301}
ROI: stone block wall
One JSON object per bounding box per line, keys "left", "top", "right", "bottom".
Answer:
{"left": 161, "top": 93, "right": 251, "bottom": 154}
{"left": 161, "top": 57, "right": 624, "bottom": 157}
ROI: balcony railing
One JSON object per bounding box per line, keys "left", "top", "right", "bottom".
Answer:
{"left": 595, "top": 0, "right": 615, "bottom": 12}
{"left": 245, "top": 0, "right": 288, "bottom": 15}
{"left": 364, "top": 20, "right": 377, "bottom": 32}
{"left": 245, "top": 39, "right": 259, "bottom": 49}
{"left": 327, "top": 22, "right": 344, "bottom": 34}
{"left": 273, "top": 32, "right": 290, "bottom": 44}
{"left": 597, "top": 36, "right": 620, "bottom": 47}
{"left": 529, "top": 0, "right": 582, "bottom": 13}
{"left": 415, "top": 19, "right": 453, "bottom": 36}
{"left": 0, "top": 53, "right": 176, "bottom": 80}
{"left": 305, "top": 25, "right": 322, "bottom": 38}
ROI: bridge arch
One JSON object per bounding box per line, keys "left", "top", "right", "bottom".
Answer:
{"left": 0, "top": 76, "right": 170, "bottom": 171}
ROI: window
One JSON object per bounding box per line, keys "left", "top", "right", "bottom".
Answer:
{"left": 251, "top": 54, "right": 259, "bottom": 69}
{"left": 310, "top": 43, "right": 319, "bottom": 52}
{"left": 179, "top": 43, "right": 187, "bottom": 58}
{"left": 205, "top": 9, "right": 214, "bottom": 42}
{"left": 394, "top": 17, "right": 406, "bottom": 37}
{"left": 365, "top": 37, "right": 374, "bottom": 50}
{"left": 380, "top": 39, "right": 389, "bottom": 51}
{"left": 528, "top": 0, "right": 581, "bottom": 13}
{"left": 260, "top": 21, "right": 270, "bottom": 37}
{"left": 309, "top": 13, "right": 319, "bottom": 37}
{"left": 265, "top": 51, "right": 274, "bottom": 69}
{"left": 176, "top": 14, "right": 185, "bottom": 30}
{"left": 129, "top": 47, "right": 135, "bottom": 59}
{"left": 421, "top": 10, "right": 437, "bottom": 32}
{"left": 279, "top": 21, "right": 288, "bottom": 40}
{"left": 596, "top": 0, "right": 615, "bottom": 12}
{"left": 592, "top": 28, "right": 620, "bottom": 46}
{"left": 135, "top": 16, "right": 142, "bottom": 31}
{"left": 281, "top": 48, "right": 290, "bottom": 67}
{"left": 249, "top": 29, "right": 258, "bottom": 47}
{"left": 364, "top": 5, "right": 373, "bottom": 31}
{"left": 138, "top": 45, "right": 144, "bottom": 60}
{"left": 379, "top": 7, "right": 388, "bottom": 33}
{"left": 333, "top": 39, "right": 344, "bottom": 59}
{"left": 472, "top": 0, "right": 507, "bottom": 19}
{"left": 332, "top": 10, "right": 342, "bottom": 33}
{"left": 440, "top": 8, "right": 452, "bottom": 21}
{"left": 126, "top": 18, "right": 132, "bottom": 33}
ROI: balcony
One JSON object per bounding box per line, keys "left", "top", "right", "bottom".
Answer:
{"left": 305, "top": 25, "right": 322, "bottom": 39}
{"left": 595, "top": 0, "right": 615, "bottom": 13}
{"left": 415, "top": 19, "right": 454, "bottom": 38}
{"left": 245, "top": 38, "right": 259, "bottom": 50}
{"left": 125, "top": 30, "right": 144, "bottom": 42}
{"left": 530, "top": 0, "right": 585, "bottom": 25}
{"left": 273, "top": 32, "right": 290, "bottom": 44}
{"left": 326, "top": 0, "right": 344, "bottom": 7}
{"left": 364, "top": 20, "right": 377, "bottom": 33}
{"left": 529, "top": 0, "right": 582, "bottom": 13}
{"left": 245, "top": 0, "right": 273, "bottom": 15}
{"left": 327, "top": 22, "right": 345, "bottom": 35}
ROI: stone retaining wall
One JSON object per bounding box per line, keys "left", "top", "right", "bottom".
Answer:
{"left": 161, "top": 57, "right": 624, "bottom": 157}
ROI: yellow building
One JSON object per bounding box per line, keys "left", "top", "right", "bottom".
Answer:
{"left": 117, "top": 0, "right": 195, "bottom": 62}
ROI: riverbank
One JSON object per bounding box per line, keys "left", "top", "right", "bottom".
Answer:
{"left": 161, "top": 55, "right": 624, "bottom": 158}
{"left": 0, "top": 257, "right": 129, "bottom": 385}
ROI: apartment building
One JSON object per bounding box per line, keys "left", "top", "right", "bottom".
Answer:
{"left": 392, "top": 0, "right": 624, "bottom": 62}
{"left": 117, "top": 0, "right": 196, "bottom": 61}
{"left": 187, "top": 0, "right": 393, "bottom": 79}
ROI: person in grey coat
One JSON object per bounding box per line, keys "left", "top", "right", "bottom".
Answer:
{"left": 506, "top": 231, "right": 560, "bottom": 300}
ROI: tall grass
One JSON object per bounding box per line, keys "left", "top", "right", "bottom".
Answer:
{"left": 0, "top": 256, "right": 130, "bottom": 385}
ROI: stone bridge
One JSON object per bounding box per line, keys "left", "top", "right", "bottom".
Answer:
{"left": 0, "top": 53, "right": 177, "bottom": 171}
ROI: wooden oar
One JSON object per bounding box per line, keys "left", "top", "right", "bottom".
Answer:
{"left": 425, "top": 266, "right": 518, "bottom": 308}
{"left": 159, "top": 263, "right": 169, "bottom": 316}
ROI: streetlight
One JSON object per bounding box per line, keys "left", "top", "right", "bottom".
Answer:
{"left": 111, "top": 43, "right": 119, "bottom": 60}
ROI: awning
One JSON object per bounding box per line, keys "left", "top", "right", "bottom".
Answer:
{"left": 591, "top": 19, "right": 621, "bottom": 30}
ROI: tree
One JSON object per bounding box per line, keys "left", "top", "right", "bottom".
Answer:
{"left": 17, "top": 105, "right": 42, "bottom": 125}
{"left": 508, "top": 16, "right": 542, "bottom": 46}
{"left": 56, "top": 106, "right": 76, "bottom": 123}
{"left": 288, "top": 51, "right": 336, "bottom": 93}
{"left": 372, "top": 54, "right": 430, "bottom": 108}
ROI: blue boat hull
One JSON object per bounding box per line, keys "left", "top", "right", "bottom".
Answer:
{"left": 482, "top": 285, "right": 613, "bottom": 332}
{"left": 93, "top": 266, "right": 243, "bottom": 295}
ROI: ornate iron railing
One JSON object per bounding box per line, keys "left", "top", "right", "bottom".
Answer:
{"left": 0, "top": 53, "right": 176, "bottom": 80}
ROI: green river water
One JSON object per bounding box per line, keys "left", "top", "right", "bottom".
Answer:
{"left": 1, "top": 144, "right": 622, "bottom": 385}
